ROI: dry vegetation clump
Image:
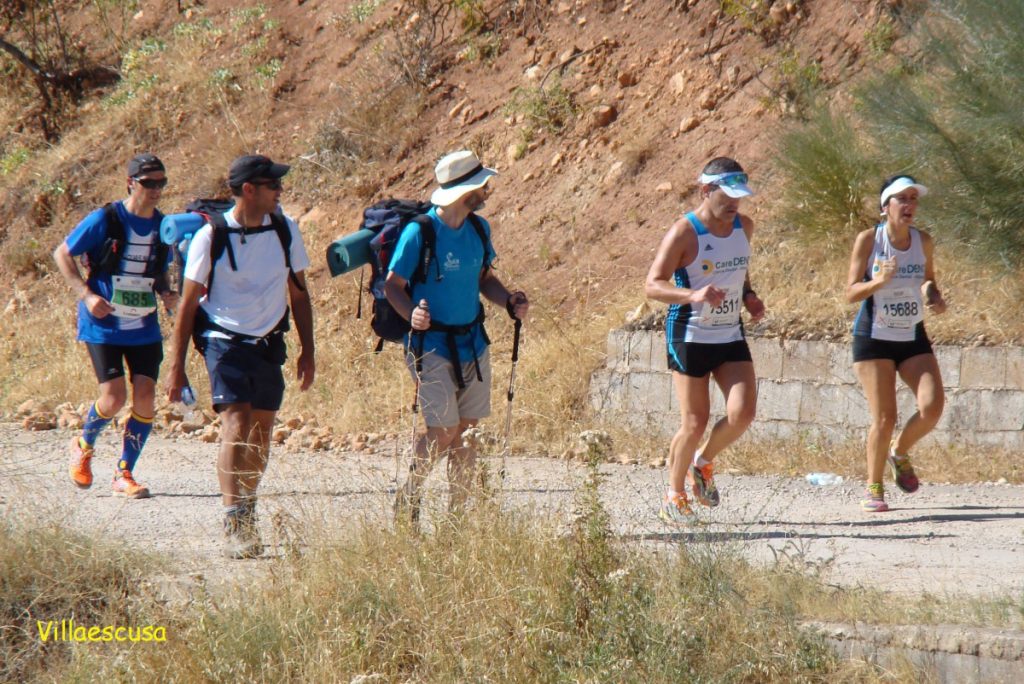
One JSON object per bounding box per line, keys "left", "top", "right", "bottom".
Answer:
{"left": 52, "top": 464, "right": 878, "bottom": 682}
{"left": 0, "top": 514, "right": 158, "bottom": 682}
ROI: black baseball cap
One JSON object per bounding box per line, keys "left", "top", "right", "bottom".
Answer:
{"left": 228, "top": 154, "right": 290, "bottom": 187}
{"left": 127, "top": 153, "right": 165, "bottom": 177}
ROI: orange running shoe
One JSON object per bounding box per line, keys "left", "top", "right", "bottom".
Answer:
{"left": 111, "top": 469, "right": 151, "bottom": 499}
{"left": 69, "top": 437, "right": 94, "bottom": 489}
{"left": 687, "top": 462, "right": 720, "bottom": 507}
{"left": 658, "top": 491, "right": 697, "bottom": 525}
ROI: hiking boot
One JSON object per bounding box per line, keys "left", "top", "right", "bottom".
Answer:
{"left": 222, "top": 509, "right": 263, "bottom": 560}
{"left": 860, "top": 483, "right": 889, "bottom": 513}
{"left": 687, "top": 462, "right": 720, "bottom": 507}
{"left": 658, "top": 491, "right": 697, "bottom": 525}
{"left": 69, "top": 437, "right": 94, "bottom": 489}
{"left": 111, "top": 469, "right": 150, "bottom": 499}
{"left": 887, "top": 451, "right": 920, "bottom": 494}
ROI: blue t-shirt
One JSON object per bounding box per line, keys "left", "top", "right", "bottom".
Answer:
{"left": 64, "top": 201, "right": 167, "bottom": 345}
{"left": 388, "top": 208, "right": 496, "bottom": 361}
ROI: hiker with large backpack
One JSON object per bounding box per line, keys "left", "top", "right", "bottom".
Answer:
{"left": 389, "top": 150, "right": 529, "bottom": 524}
{"left": 53, "top": 153, "right": 177, "bottom": 501}
{"left": 165, "top": 154, "right": 315, "bottom": 560}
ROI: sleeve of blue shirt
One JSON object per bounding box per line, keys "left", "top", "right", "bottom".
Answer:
{"left": 64, "top": 208, "right": 109, "bottom": 259}
{"left": 387, "top": 220, "right": 425, "bottom": 281}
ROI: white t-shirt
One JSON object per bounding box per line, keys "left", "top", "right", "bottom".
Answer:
{"left": 184, "top": 209, "right": 310, "bottom": 338}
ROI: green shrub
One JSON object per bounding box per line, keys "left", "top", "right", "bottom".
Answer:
{"left": 776, "top": 0, "right": 1024, "bottom": 268}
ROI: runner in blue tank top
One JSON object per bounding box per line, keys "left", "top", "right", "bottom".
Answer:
{"left": 846, "top": 175, "right": 947, "bottom": 513}
{"left": 645, "top": 157, "right": 765, "bottom": 524}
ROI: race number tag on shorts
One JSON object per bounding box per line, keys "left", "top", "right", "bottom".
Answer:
{"left": 701, "top": 285, "right": 741, "bottom": 328}
{"left": 875, "top": 287, "right": 920, "bottom": 330}
{"left": 110, "top": 275, "right": 157, "bottom": 318}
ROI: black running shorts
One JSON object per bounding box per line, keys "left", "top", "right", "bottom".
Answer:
{"left": 86, "top": 341, "right": 164, "bottom": 383}
{"left": 852, "top": 330, "right": 933, "bottom": 366}
{"left": 667, "top": 339, "right": 753, "bottom": 378}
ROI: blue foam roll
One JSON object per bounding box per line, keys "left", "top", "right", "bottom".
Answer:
{"left": 326, "top": 229, "right": 375, "bottom": 277}
{"left": 160, "top": 213, "right": 206, "bottom": 245}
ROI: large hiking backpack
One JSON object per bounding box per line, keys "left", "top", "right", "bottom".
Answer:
{"left": 359, "top": 199, "right": 490, "bottom": 350}
{"left": 180, "top": 199, "right": 304, "bottom": 297}
{"left": 85, "top": 202, "right": 169, "bottom": 280}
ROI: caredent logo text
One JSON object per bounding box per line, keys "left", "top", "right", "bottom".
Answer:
{"left": 701, "top": 256, "right": 749, "bottom": 275}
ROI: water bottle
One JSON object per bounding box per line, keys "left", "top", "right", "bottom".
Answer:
{"left": 806, "top": 472, "right": 843, "bottom": 486}
{"left": 179, "top": 381, "right": 197, "bottom": 422}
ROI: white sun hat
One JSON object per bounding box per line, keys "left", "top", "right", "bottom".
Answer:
{"left": 880, "top": 175, "right": 928, "bottom": 210}
{"left": 430, "top": 150, "right": 498, "bottom": 206}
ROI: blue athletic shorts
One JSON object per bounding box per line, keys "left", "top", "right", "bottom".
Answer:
{"left": 200, "top": 335, "right": 287, "bottom": 411}
{"left": 667, "top": 339, "right": 752, "bottom": 378}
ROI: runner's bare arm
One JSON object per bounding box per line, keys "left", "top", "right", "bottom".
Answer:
{"left": 52, "top": 242, "right": 114, "bottom": 318}
{"left": 846, "top": 229, "right": 889, "bottom": 303}
{"left": 384, "top": 271, "right": 430, "bottom": 329}
{"left": 738, "top": 215, "right": 764, "bottom": 321}
{"left": 288, "top": 271, "right": 315, "bottom": 391}
{"left": 165, "top": 278, "right": 203, "bottom": 402}
{"left": 644, "top": 218, "right": 723, "bottom": 306}
{"left": 919, "top": 230, "right": 947, "bottom": 314}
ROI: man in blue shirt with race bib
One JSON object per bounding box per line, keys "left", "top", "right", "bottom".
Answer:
{"left": 53, "top": 153, "right": 177, "bottom": 499}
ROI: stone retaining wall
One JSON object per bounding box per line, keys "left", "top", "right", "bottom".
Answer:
{"left": 589, "top": 330, "right": 1024, "bottom": 448}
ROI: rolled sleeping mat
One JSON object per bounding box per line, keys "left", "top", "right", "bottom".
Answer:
{"left": 160, "top": 212, "right": 207, "bottom": 245}
{"left": 326, "top": 229, "right": 375, "bottom": 277}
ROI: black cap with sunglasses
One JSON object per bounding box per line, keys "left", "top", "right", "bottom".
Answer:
{"left": 127, "top": 153, "right": 165, "bottom": 178}
{"left": 228, "top": 154, "right": 290, "bottom": 189}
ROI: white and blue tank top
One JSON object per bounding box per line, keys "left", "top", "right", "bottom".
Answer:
{"left": 853, "top": 224, "right": 927, "bottom": 342}
{"left": 666, "top": 211, "right": 750, "bottom": 345}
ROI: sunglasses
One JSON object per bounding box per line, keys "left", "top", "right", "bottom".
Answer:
{"left": 250, "top": 178, "right": 283, "bottom": 190}
{"left": 134, "top": 177, "right": 168, "bottom": 190}
{"left": 712, "top": 172, "right": 749, "bottom": 189}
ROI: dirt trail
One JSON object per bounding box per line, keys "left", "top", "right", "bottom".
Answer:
{"left": 3, "top": 424, "right": 1023, "bottom": 598}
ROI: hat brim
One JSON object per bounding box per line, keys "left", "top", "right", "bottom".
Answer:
{"left": 264, "top": 162, "right": 290, "bottom": 179}
{"left": 719, "top": 183, "right": 754, "bottom": 198}
{"left": 430, "top": 167, "right": 497, "bottom": 206}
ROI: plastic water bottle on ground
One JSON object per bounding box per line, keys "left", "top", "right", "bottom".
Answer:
{"left": 806, "top": 472, "right": 843, "bottom": 486}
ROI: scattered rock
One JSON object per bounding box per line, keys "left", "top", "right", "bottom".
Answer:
{"left": 699, "top": 91, "right": 717, "bottom": 110}
{"left": 591, "top": 104, "right": 618, "bottom": 128}
{"left": 286, "top": 417, "right": 303, "bottom": 429}
{"left": 769, "top": 3, "right": 788, "bottom": 24}
{"left": 273, "top": 428, "right": 290, "bottom": 444}
{"left": 23, "top": 412, "right": 57, "bottom": 431}
{"left": 550, "top": 152, "right": 563, "bottom": 168}
{"left": 669, "top": 71, "right": 686, "bottom": 95}
{"left": 448, "top": 98, "right": 469, "bottom": 119}
{"left": 679, "top": 115, "right": 700, "bottom": 133}
{"left": 655, "top": 182, "right": 673, "bottom": 192}
{"left": 617, "top": 69, "right": 637, "bottom": 87}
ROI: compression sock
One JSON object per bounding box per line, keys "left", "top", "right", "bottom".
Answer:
{"left": 118, "top": 411, "right": 154, "bottom": 473}
{"left": 80, "top": 402, "right": 113, "bottom": 449}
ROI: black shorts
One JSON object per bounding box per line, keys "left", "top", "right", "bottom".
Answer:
{"left": 86, "top": 341, "right": 163, "bottom": 383}
{"left": 200, "top": 335, "right": 287, "bottom": 411}
{"left": 852, "top": 330, "right": 933, "bottom": 366}
{"left": 667, "top": 339, "right": 752, "bottom": 378}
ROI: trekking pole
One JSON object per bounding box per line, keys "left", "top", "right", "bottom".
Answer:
{"left": 402, "top": 301, "right": 428, "bottom": 486}
{"left": 500, "top": 316, "right": 522, "bottom": 487}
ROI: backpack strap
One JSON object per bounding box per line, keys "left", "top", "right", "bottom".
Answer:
{"left": 206, "top": 209, "right": 305, "bottom": 297}
{"left": 269, "top": 211, "right": 305, "bottom": 292}
{"left": 89, "top": 203, "right": 168, "bottom": 280}
{"left": 466, "top": 213, "right": 493, "bottom": 272}
{"left": 409, "top": 215, "right": 436, "bottom": 285}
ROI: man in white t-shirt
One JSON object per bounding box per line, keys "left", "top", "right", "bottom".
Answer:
{"left": 166, "top": 154, "right": 315, "bottom": 559}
